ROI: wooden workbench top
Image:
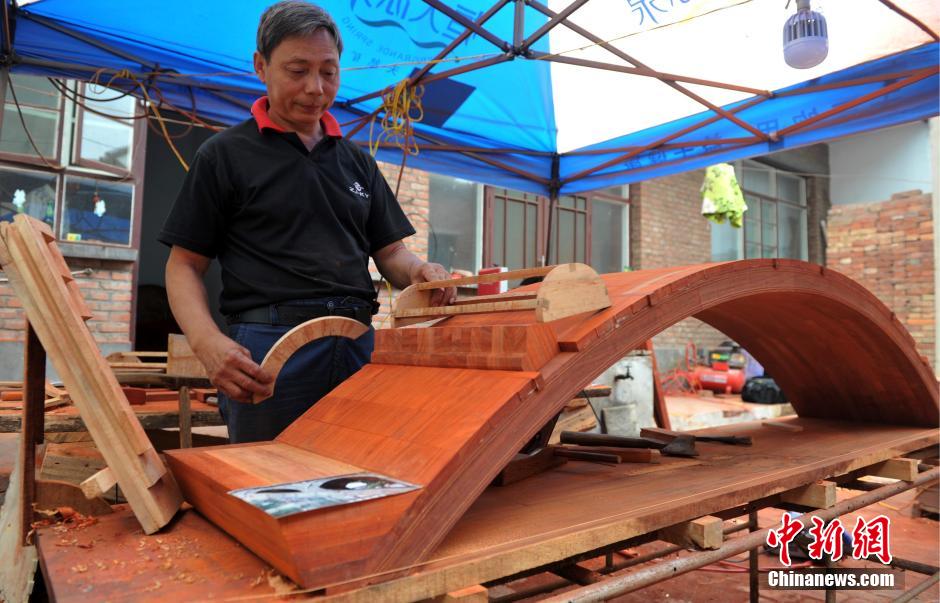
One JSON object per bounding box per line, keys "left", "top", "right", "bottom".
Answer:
{"left": 36, "top": 417, "right": 939, "bottom": 602}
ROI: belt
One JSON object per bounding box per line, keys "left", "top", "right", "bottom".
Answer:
{"left": 225, "top": 302, "right": 372, "bottom": 327}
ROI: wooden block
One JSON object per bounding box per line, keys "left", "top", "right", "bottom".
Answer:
{"left": 781, "top": 480, "right": 836, "bottom": 508}
{"left": 552, "top": 563, "right": 603, "bottom": 585}
{"left": 433, "top": 584, "right": 488, "bottom": 602}
{"left": 559, "top": 445, "right": 656, "bottom": 463}
{"left": 493, "top": 447, "right": 567, "bottom": 487}
{"left": 535, "top": 263, "right": 611, "bottom": 322}
{"left": 549, "top": 405, "right": 598, "bottom": 445}
{"left": 166, "top": 334, "right": 208, "bottom": 378}
{"left": 866, "top": 458, "right": 918, "bottom": 481}
{"left": 640, "top": 426, "right": 678, "bottom": 443}
{"left": 121, "top": 386, "right": 148, "bottom": 406}
{"left": 36, "top": 479, "right": 113, "bottom": 516}
{"left": 80, "top": 467, "right": 116, "bottom": 500}
{"left": 0, "top": 438, "right": 38, "bottom": 602}
{"left": 553, "top": 447, "right": 621, "bottom": 464}
{"left": 762, "top": 420, "right": 803, "bottom": 432}
{"left": 659, "top": 515, "right": 723, "bottom": 550}
{"left": 0, "top": 391, "right": 22, "bottom": 402}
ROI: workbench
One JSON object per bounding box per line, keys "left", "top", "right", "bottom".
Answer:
{"left": 35, "top": 417, "right": 939, "bottom": 602}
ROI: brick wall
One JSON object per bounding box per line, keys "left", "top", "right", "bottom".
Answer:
{"left": 372, "top": 160, "right": 430, "bottom": 327}
{"left": 629, "top": 169, "right": 731, "bottom": 368}
{"left": 0, "top": 257, "right": 135, "bottom": 345}
{"left": 827, "top": 190, "right": 935, "bottom": 368}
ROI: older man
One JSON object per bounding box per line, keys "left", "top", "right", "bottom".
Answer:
{"left": 160, "top": 1, "right": 454, "bottom": 443}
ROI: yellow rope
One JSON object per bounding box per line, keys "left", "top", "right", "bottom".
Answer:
{"left": 91, "top": 68, "right": 190, "bottom": 171}
{"left": 368, "top": 78, "right": 423, "bottom": 158}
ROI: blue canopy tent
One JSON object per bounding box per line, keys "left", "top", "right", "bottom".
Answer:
{"left": 1, "top": 0, "right": 937, "bottom": 199}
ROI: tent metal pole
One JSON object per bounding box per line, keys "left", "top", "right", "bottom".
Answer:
{"left": 579, "top": 140, "right": 759, "bottom": 185}
{"left": 369, "top": 141, "right": 553, "bottom": 156}
{"left": 533, "top": 51, "right": 771, "bottom": 142}
{"left": 513, "top": 0, "right": 525, "bottom": 50}
{"left": 566, "top": 137, "right": 759, "bottom": 156}
{"left": 519, "top": 0, "right": 591, "bottom": 52}
{"left": 774, "top": 66, "right": 934, "bottom": 97}
{"left": 342, "top": 0, "right": 511, "bottom": 107}
{"left": 776, "top": 68, "right": 938, "bottom": 137}
{"left": 16, "top": 56, "right": 259, "bottom": 96}
{"left": 421, "top": 0, "right": 510, "bottom": 52}
{"left": 544, "top": 154, "right": 560, "bottom": 266}
{"left": 877, "top": 0, "right": 939, "bottom": 42}
{"left": 541, "top": 467, "right": 940, "bottom": 603}
{"left": 411, "top": 129, "right": 550, "bottom": 184}
{"left": 529, "top": 50, "right": 768, "bottom": 96}
{"left": 21, "top": 12, "right": 159, "bottom": 71}
{"left": 563, "top": 95, "right": 768, "bottom": 184}
{"left": 526, "top": 0, "right": 770, "bottom": 97}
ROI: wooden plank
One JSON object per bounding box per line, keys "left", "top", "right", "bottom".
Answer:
{"left": 179, "top": 387, "right": 192, "bottom": 449}
{"left": 492, "top": 447, "right": 567, "bottom": 487}
{"left": 0, "top": 216, "right": 182, "bottom": 533}
{"left": 0, "top": 401, "right": 222, "bottom": 433}
{"left": 780, "top": 480, "right": 837, "bottom": 508}
{"left": 394, "top": 298, "right": 538, "bottom": 320}
{"left": 166, "top": 333, "right": 208, "bottom": 378}
{"left": 35, "top": 479, "right": 113, "bottom": 516}
{"left": 557, "top": 445, "right": 655, "bottom": 463}
{"left": 866, "top": 457, "right": 919, "bottom": 481}
{"left": 252, "top": 317, "right": 368, "bottom": 403}
{"left": 659, "top": 515, "right": 724, "bottom": 550}
{"left": 432, "top": 585, "right": 488, "bottom": 602}
{"left": 645, "top": 340, "right": 672, "bottom": 430}
{"left": 411, "top": 266, "right": 555, "bottom": 291}
{"left": 762, "top": 419, "right": 804, "bottom": 432}
{"left": 0, "top": 436, "right": 38, "bottom": 602}
{"left": 21, "top": 322, "right": 44, "bottom": 544}
{"left": 37, "top": 421, "right": 940, "bottom": 603}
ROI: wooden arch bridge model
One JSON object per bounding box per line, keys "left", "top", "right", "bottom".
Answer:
{"left": 164, "top": 258, "right": 939, "bottom": 589}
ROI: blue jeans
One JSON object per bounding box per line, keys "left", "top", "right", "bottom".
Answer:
{"left": 218, "top": 298, "right": 375, "bottom": 443}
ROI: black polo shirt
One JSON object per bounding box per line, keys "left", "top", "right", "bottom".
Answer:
{"left": 159, "top": 97, "right": 415, "bottom": 316}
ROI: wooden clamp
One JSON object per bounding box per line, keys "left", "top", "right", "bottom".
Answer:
{"left": 251, "top": 316, "right": 369, "bottom": 403}
{"left": 392, "top": 263, "right": 611, "bottom": 327}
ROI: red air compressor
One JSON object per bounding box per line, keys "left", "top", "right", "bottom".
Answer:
{"left": 693, "top": 342, "right": 746, "bottom": 394}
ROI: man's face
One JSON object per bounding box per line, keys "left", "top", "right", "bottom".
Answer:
{"left": 253, "top": 28, "right": 340, "bottom": 133}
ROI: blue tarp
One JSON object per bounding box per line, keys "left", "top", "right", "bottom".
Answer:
{"left": 3, "top": 0, "right": 938, "bottom": 196}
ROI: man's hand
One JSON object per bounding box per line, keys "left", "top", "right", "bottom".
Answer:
{"left": 410, "top": 261, "right": 457, "bottom": 307}
{"left": 194, "top": 332, "right": 274, "bottom": 403}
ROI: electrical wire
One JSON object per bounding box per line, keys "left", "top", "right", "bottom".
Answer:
{"left": 4, "top": 71, "right": 63, "bottom": 172}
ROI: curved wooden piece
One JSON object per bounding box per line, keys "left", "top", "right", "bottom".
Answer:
{"left": 166, "top": 259, "right": 939, "bottom": 589}
{"left": 535, "top": 262, "right": 611, "bottom": 322}
{"left": 251, "top": 316, "right": 369, "bottom": 404}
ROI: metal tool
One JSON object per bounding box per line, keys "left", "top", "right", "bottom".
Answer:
{"left": 559, "top": 431, "right": 698, "bottom": 457}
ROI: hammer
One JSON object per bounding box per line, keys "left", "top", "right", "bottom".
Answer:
{"left": 560, "top": 431, "right": 698, "bottom": 457}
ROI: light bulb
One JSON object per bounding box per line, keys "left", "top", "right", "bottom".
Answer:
{"left": 783, "top": 0, "right": 828, "bottom": 69}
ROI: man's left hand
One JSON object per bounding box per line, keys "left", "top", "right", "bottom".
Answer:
{"left": 411, "top": 262, "right": 457, "bottom": 307}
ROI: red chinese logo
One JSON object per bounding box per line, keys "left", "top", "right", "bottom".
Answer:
{"left": 851, "top": 515, "right": 893, "bottom": 564}
{"left": 767, "top": 514, "right": 893, "bottom": 566}
{"left": 766, "top": 513, "right": 805, "bottom": 566}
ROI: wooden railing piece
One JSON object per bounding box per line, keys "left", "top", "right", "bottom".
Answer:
{"left": 251, "top": 316, "right": 369, "bottom": 403}
{"left": 165, "top": 259, "right": 939, "bottom": 588}
{"left": 0, "top": 216, "right": 181, "bottom": 534}
{"left": 391, "top": 263, "right": 610, "bottom": 327}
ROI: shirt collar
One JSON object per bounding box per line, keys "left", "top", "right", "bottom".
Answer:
{"left": 250, "top": 96, "right": 343, "bottom": 138}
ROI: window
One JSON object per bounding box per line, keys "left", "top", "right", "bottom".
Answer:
{"left": 0, "top": 74, "right": 62, "bottom": 160}
{"left": 484, "top": 185, "right": 629, "bottom": 274}
{"left": 61, "top": 176, "right": 135, "bottom": 245}
{"left": 0, "top": 167, "right": 57, "bottom": 226}
{"left": 427, "top": 173, "right": 481, "bottom": 274}
{"left": 711, "top": 161, "right": 807, "bottom": 261}
{"left": 0, "top": 75, "right": 145, "bottom": 248}
{"left": 75, "top": 84, "right": 137, "bottom": 172}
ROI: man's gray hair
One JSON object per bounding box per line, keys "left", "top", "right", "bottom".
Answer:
{"left": 257, "top": 1, "right": 343, "bottom": 60}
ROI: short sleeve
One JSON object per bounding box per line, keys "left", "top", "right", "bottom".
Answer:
{"left": 365, "top": 159, "right": 417, "bottom": 254}
{"left": 157, "top": 149, "right": 230, "bottom": 258}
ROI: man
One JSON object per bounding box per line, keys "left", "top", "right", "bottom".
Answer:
{"left": 160, "top": 1, "right": 455, "bottom": 443}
